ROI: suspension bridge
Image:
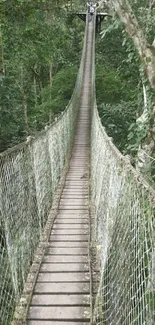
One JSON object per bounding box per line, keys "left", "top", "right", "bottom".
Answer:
{"left": 0, "top": 13, "right": 155, "bottom": 325}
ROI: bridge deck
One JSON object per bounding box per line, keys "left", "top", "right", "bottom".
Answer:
{"left": 27, "top": 19, "right": 93, "bottom": 325}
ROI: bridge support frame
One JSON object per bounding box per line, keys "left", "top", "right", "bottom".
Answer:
{"left": 76, "top": 12, "right": 110, "bottom": 33}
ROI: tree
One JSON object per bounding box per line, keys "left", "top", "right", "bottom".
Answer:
{"left": 98, "top": 0, "right": 155, "bottom": 180}
{"left": 0, "top": 0, "right": 84, "bottom": 151}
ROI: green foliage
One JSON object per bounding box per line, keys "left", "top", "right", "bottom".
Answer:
{"left": 98, "top": 101, "right": 137, "bottom": 152}
{"left": 95, "top": 16, "right": 145, "bottom": 156}
{"left": 29, "top": 66, "right": 78, "bottom": 130}
{"left": 96, "top": 68, "right": 123, "bottom": 104}
{"left": 50, "top": 65, "right": 78, "bottom": 112}
{"left": 0, "top": 0, "right": 84, "bottom": 152}
{"left": 126, "top": 121, "right": 149, "bottom": 154}
{"left": 96, "top": 65, "right": 136, "bottom": 104}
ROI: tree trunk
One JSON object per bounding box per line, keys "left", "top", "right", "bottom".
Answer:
{"left": 49, "top": 61, "right": 53, "bottom": 124}
{"left": 99, "top": 0, "right": 155, "bottom": 91}
{"left": 23, "top": 93, "right": 30, "bottom": 136}
{"left": 33, "top": 64, "right": 38, "bottom": 110}
{"left": 33, "top": 75, "right": 37, "bottom": 109}
{"left": 136, "top": 84, "right": 152, "bottom": 174}
{"left": 0, "top": 25, "right": 6, "bottom": 76}
{"left": 20, "top": 66, "right": 30, "bottom": 136}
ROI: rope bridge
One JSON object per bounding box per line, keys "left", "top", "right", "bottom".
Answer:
{"left": 0, "top": 13, "right": 155, "bottom": 325}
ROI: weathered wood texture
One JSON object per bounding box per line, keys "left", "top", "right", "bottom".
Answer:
{"left": 27, "top": 18, "right": 94, "bottom": 325}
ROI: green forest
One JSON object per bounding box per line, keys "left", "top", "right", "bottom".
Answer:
{"left": 0, "top": 0, "right": 84, "bottom": 151}
{"left": 1, "top": 0, "right": 155, "bottom": 182}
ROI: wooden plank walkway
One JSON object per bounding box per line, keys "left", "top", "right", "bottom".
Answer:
{"left": 27, "top": 19, "right": 94, "bottom": 325}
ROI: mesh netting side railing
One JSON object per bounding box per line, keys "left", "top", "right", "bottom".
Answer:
{"left": 0, "top": 16, "right": 89, "bottom": 325}
{"left": 0, "top": 109, "right": 74, "bottom": 325}
{"left": 91, "top": 106, "right": 155, "bottom": 324}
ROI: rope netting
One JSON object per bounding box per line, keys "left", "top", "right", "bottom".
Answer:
{"left": 0, "top": 19, "right": 88, "bottom": 324}
{"left": 0, "top": 111, "right": 74, "bottom": 324}
{"left": 91, "top": 106, "right": 155, "bottom": 324}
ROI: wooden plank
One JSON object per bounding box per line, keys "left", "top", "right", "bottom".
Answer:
{"left": 27, "top": 321, "right": 89, "bottom": 325}
{"left": 59, "top": 201, "right": 88, "bottom": 206}
{"left": 51, "top": 229, "right": 89, "bottom": 235}
{"left": 74, "top": 135, "right": 89, "bottom": 137}
{"left": 71, "top": 149, "right": 89, "bottom": 151}
{"left": 71, "top": 146, "right": 88, "bottom": 150}
{"left": 59, "top": 206, "right": 88, "bottom": 210}
{"left": 30, "top": 294, "right": 90, "bottom": 306}
{"left": 48, "top": 241, "right": 88, "bottom": 247}
{"left": 72, "top": 146, "right": 89, "bottom": 149}
{"left": 69, "top": 158, "right": 89, "bottom": 162}
{"left": 54, "top": 219, "right": 89, "bottom": 224}
{"left": 65, "top": 175, "right": 86, "bottom": 179}
{"left": 71, "top": 151, "right": 89, "bottom": 154}
{"left": 70, "top": 155, "right": 88, "bottom": 158}
{"left": 49, "top": 235, "right": 89, "bottom": 241}
{"left": 43, "top": 255, "right": 88, "bottom": 263}
{"left": 68, "top": 166, "right": 87, "bottom": 169}
{"left": 65, "top": 181, "right": 88, "bottom": 186}
{"left": 68, "top": 161, "right": 88, "bottom": 164}
{"left": 69, "top": 161, "right": 88, "bottom": 165}
{"left": 67, "top": 170, "right": 87, "bottom": 173}
{"left": 64, "top": 178, "right": 88, "bottom": 182}
{"left": 45, "top": 247, "right": 88, "bottom": 255}
{"left": 69, "top": 161, "right": 88, "bottom": 164}
{"left": 40, "top": 263, "right": 89, "bottom": 272}
{"left": 71, "top": 148, "right": 89, "bottom": 151}
{"left": 28, "top": 306, "right": 90, "bottom": 320}
{"left": 37, "top": 272, "right": 90, "bottom": 282}
{"left": 57, "top": 210, "right": 88, "bottom": 214}
{"left": 56, "top": 217, "right": 88, "bottom": 221}
{"left": 70, "top": 149, "right": 88, "bottom": 152}
{"left": 58, "top": 208, "right": 88, "bottom": 212}
{"left": 57, "top": 207, "right": 89, "bottom": 213}
{"left": 65, "top": 163, "right": 87, "bottom": 166}
{"left": 61, "top": 195, "right": 88, "bottom": 199}
{"left": 66, "top": 173, "right": 87, "bottom": 177}
{"left": 72, "top": 149, "right": 89, "bottom": 151}
{"left": 61, "top": 188, "right": 88, "bottom": 192}
{"left": 64, "top": 177, "right": 88, "bottom": 181}
{"left": 71, "top": 150, "right": 89, "bottom": 153}
{"left": 65, "top": 179, "right": 89, "bottom": 184}
{"left": 62, "top": 182, "right": 88, "bottom": 186}
{"left": 61, "top": 194, "right": 88, "bottom": 199}
{"left": 57, "top": 211, "right": 89, "bottom": 215}
{"left": 62, "top": 189, "right": 88, "bottom": 195}
{"left": 62, "top": 188, "right": 88, "bottom": 192}
{"left": 57, "top": 212, "right": 89, "bottom": 218}
{"left": 59, "top": 198, "right": 88, "bottom": 205}
{"left": 68, "top": 163, "right": 87, "bottom": 166}
{"left": 52, "top": 224, "right": 89, "bottom": 229}
{"left": 34, "top": 282, "right": 90, "bottom": 294}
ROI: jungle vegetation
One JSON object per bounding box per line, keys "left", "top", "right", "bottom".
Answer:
{"left": 96, "top": 0, "right": 155, "bottom": 182}
{"left": 0, "top": 0, "right": 84, "bottom": 152}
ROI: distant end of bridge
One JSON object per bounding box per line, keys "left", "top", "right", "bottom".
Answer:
{"left": 76, "top": 12, "right": 111, "bottom": 32}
